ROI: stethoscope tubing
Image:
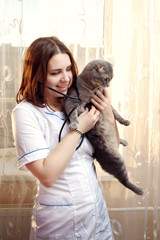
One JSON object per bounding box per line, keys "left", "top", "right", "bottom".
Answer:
{"left": 45, "top": 85, "right": 84, "bottom": 150}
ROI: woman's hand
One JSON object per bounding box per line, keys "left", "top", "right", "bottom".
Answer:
{"left": 26, "top": 106, "right": 99, "bottom": 188}
{"left": 91, "top": 88, "right": 120, "bottom": 145}
{"left": 77, "top": 106, "right": 100, "bottom": 133}
{"left": 90, "top": 88, "right": 115, "bottom": 123}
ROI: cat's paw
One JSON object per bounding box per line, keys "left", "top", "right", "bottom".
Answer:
{"left": 123, "top": 120, "right": 130, "bottom": 126}
{"left": 120, "top": 139, "right": 128, "bottom": 146}
{"left": 69, "top": 122, "right": 78, "bottom": 130}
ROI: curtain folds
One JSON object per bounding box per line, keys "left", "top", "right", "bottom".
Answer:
{"left": 103, "top": 1, "right": 160, "bottom": 239}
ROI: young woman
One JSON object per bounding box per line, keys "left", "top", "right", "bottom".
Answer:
{"left": 12, "top": 36, "right": 116, "bottom": 239}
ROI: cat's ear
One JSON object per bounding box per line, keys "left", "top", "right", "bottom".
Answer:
{"left": 95, "top": 65, "right": 105, "bottom": 72}
{"left": 99, "top": 66, "right": 105, "bottom": 72}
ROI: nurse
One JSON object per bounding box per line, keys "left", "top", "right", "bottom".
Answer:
{"left": 12, "top": 36, "right": 116, "bottom": 239}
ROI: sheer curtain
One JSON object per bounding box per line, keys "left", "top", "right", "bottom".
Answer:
{"left": 0, "top": 0, "right": 159, "bottom": 239}
{"left": 103, "top": 1, "right": 160, "bottom": 239}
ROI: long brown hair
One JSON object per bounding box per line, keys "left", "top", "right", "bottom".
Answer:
{"left": 16, "top": 36, "right": 78, "bottom": 107}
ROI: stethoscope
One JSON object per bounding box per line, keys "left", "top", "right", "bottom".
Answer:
{"left": 44, "top": 84, "right": 85, "bottom": 150}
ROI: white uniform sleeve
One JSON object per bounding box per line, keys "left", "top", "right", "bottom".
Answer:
{"left": 12, "top": 104, "right": 50, "bottom": 169}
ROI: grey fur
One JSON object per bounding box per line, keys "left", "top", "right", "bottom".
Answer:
{"left": 64, "top": 60, "right": 143, "bottom": 195}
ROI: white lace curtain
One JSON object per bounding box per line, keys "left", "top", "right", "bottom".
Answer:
{"left": 0, "top": 0, "right": 159, "bottom": 239}
{"left": 103, "top": 1, "right": 160, "bottom": 239}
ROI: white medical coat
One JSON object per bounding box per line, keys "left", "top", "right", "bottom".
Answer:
{"left": 12, "top": 101, "right": 114, "bottom": 240}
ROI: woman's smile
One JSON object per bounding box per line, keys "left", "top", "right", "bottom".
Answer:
{"left": 56, "top": 85, "right": 69, "bottom": 92}
{"left": 45, "top": 53, "right": 73, "bottom": 99}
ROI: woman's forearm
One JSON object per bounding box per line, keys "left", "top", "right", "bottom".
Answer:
{"left": 27, "top": 130, "right": 82, "bottom": 187}
{"left": 26, "top": 107, "right": 100, "bottom": 187}
{"left": 113, "top": 120, "right": 120, "bottom": 146}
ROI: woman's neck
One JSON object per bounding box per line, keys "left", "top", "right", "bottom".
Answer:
{"left": 46, "top": 97, "right": 65, "bottom": 112}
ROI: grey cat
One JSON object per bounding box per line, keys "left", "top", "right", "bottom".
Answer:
{"left": 64, "top": 60, "right": 144, "bottom": 195}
